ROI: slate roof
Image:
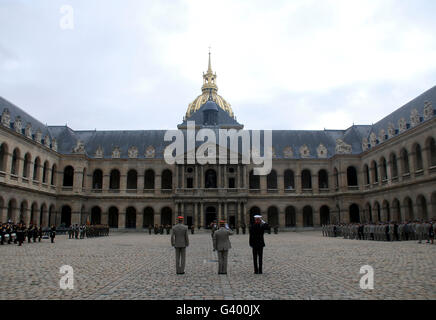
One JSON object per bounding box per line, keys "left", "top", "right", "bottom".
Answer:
{"left": 0, "top": 85, "right": 435, "bottom": 159}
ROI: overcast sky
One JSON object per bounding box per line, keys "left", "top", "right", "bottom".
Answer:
{"left": 1, "top": 0, "right": 435, "bottom": 131}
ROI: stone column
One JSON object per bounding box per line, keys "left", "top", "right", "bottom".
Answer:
{"left": 101, "top": 211, "right": 109, "bottom": 225}
{"left": 200, "top": 203, "right": 204, "bottom": 227}
{"left": 118, "top": 211, "right": 126, "bottom": 229}
{"left": 422, "top": 145, "right": 431, "bottom": 174}
{"left": 313, "top": 173, "right": 319, "bottom": 194}
{"left": 193, "top": 202, "right": 197, "bottom": 226}
{"left": 155, "top": 174, "right": 161, "bottom": 194}
{"left": 194, "top": 166, "right": 198, "bottom": 188}
{"left": 137, "top": 173, "right": 145, "bottom": 190}
{"left": 223, "top": 202, "right": 227, "bottom": 221}
{"left": 296, "top": 207, "right": 303, "bottom": 228}
{"left": 260, "top": 175, "right": 267, "bottom": 194}
{"left": 154, "top": 212, "right": 161, "bottom": 226}
{"left": 136, "top": 212, "right": 143, "bottom": 230}
{"left": 278, "top": 208, "right": 285, "bottom": 228}
{"left": 103, "top": 174, "right": 110, "bottom": 192}
{"left": 74, "top": 169, "right": 83, "bottom": 193}
{"left": 119, "top": 169, "right": 127, "bottom": 192}
{"left": 218, "top": 202, "right": 222, "bottom": 221}
{"left": 313, "top": 208, "right": 320, "bottom": 227}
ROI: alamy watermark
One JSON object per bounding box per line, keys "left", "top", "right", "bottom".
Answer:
{"left": 59, "top": 265, "right": 74, "bottom": 289}
{"left": 359, "top": 265, "right": 374, "bottom": 290}
{"left": 60, "top": 5, "right": 74, "bottom": 30}
{"left": 164, "top": 121, "right": 272, "bottom": 175}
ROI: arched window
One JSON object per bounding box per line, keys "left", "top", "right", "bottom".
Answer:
{"left": 347, "top": 166, "right": 358, "bottom": 186}
{"left": 108, "top": 206, "right": 119, "bottom": 228}
{"left": 303, "top": 206, "right": 313, "bottom": 227}
{"left": 428, "top": 137, "right": 436, "bottom": 167}
{"left": 125, "top": 207, "right": 137, "bottom": 228}
{"left": 363, "top": 164, "right": 370, "bottom": 185}
{"left": 42, "top": 161, "right": 49, "bottom": 183}
{"left": 389, "top": 153, "right": 398, "bottom": 179}
{"left": 92, "top": 169, "right": 103, "bottom": 189}
{"left": 267, "top": 170, "right": 277, "bottom": 189}
{"left": 349, "top": 204, "right": 360, "bottom": 223}
{"left": 414, "top": 143, "right": 423, "bottom": 171}
{"left": 127, "top": 169, "right": 138, "bottom": 190}
{"left": 63, "top": 166, "right": 74, "bottom": 187}
{"left": 267, "top": 206, "right": 279, "bottom": 226}
{"left": 371, "top": 160, "right": 379, "bottom": 183}
{"left": 0, "top": 143, "right": 8, "bottom": 172}
{"left": 205, "top": 169, "right": 217, "bottom": 188}
{"left": 285, "top": 206, "right": 296, "bottom": 227}
{"left": 401, "top": 148, "right": 410, "bottom": 174}
{"left": 249, "top": 170, "right": 260, "bottom": 189}
{"left": 11, "top": 148, "right": 19, "bottom": 175}
{"left": 161, "top": 207, "right": 172, "bottom": 225}
{"left": 33, "top": 157, "right": 41, "bottom": 181}
{"left": 91, "top": 206, "right": 102, "bottom": 225}
{"left": 61, "top": 205, "right": 72, "bottom": 227}
{"left": 23, "top": 153, "right": 31, "bottom": 178}
{"left": 416, "top": 195, "right": 428, "bottom": 220}
{"left": 109, "top": 169, "right": 120, "bottom": 190}
{"left": 143, "top": 207, "right": 154, "bottom": 228}
{"left": 301, "top": 169, "right": 312, "bottom": 189}
{"left": 51, "top": 164, "right": 57, "bottom": 185}
{"left": 380, "top": 157, "right": 387, "bottom": 181}
{"left": 320, "top": 205, "right": 330, "bottom": 225}
{"left": 284, "top": 169, "right": 294, "bottom": 190}
{"left": 82, "top": 168, "right": 86, "bottom": 188}
{"left": 161, "top": 169, "right": 172, "bottom": 190}
{"left": 144, "top": 169, "right": 155, "bottom": 189}
{"left": 318, "top": 169, "right": 328, "bottom": 189}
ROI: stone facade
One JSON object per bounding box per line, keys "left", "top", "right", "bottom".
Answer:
{"left": 1, "top": 70, "right": 436, "bottom": 231}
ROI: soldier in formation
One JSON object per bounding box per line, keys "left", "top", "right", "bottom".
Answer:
{"left": 322, "top": 220, "right": 435, "bottom": 244}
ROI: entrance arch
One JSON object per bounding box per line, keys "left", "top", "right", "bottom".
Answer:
{"left": 349, "top": 204, "right": 360, "bottom": 223}
{"left": 61, "top": 205, "right": 72, "bottom": 227}
{"left": 125, "top": 207, "right": 136, "bottom": 228}
{"left": 320, "top": 205, "right": 330, "bottom": 225}
{"left": 205, "top": 206, "right": 217, "bottom": 227}
{"left": 267, "top": 206, "right": 279, "bottom": 226}
{"left": 91, "top": 206, "right": 102, "bottom": 225}
{"left": 161, "top": 207, "right": 172, "bottom": 226}
{"left": 108, "top": 206, "right": 119, "bottom": 228}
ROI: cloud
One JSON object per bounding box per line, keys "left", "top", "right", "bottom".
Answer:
{"left": 0, "top": 0, "right": 435, "bottom": 131}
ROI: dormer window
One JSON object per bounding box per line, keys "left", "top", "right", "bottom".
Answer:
{"left": 203, "top": 109, "right": 217, "bottom": 125}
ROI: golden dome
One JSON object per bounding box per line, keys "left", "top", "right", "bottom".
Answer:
{"left": 186, "top": 51, "right": 234, "bottom": 119}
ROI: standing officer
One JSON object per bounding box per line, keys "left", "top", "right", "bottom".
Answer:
{"left": 148, "top": 224, "right": 152, "bottom": 235}
{"left": 49, "top": 225, "right": 56, "bottom": 243}
{"left": 249, "top": 215, "right": 269, "bottom": 274}
{"left": 213, "top": 220, "right": 233, "bottom": 274}
{"left": 171, "top": 216, "right": 189, "bottom": 275}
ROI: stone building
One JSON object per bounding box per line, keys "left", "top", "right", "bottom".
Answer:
{"left": 1, "top": 54, "right": 436, "bottom": 230}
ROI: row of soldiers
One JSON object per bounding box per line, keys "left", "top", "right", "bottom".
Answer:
{"left": 1, "top": 221, "right": 57, "bottom": 245}
{"left": 68, "top": 224, "right": 109, "bottom": 239}
{"left": 322, "top": 221, "right": 435, "bottom": 243}
{"left": 147, "top": 224, "right": 172, "bottom": 235}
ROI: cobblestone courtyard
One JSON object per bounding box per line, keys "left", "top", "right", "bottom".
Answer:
{"left": 0, "top": 231, "right": 435, "bottom": 300}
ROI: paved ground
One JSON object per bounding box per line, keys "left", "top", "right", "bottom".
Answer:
{"left": 0, "top": 230, "right": 435, "bottom": 300}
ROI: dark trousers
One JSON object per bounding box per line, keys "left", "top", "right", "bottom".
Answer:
{"left": 252, "top": 247, "right": 263, "bottom": 273}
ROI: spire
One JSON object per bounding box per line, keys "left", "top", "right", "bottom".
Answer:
{"left": 207, "top": 47, "right": 212, "bottom": 73}
{"left": 202, "top": 48, "right": 217, "bottom": 93}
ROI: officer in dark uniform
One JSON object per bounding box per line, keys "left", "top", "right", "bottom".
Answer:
{"left": 273, "top": 225, "right": 278, "bottom": 234}
{"left": 32, "top": 225, "right": 38, "bottom": 242}
{"left": 148, "top": 224, "right": 152, "bottom": 235}
{"left": 241, "top": 223, "right": 246, "bottom": 235}
{"left": 50, "top": 225, "right": 56, "bottom": 243}
{"left": 249, "top": 215, "right": 269, "bottom": 274}
{"left": 190, "top": 224, "right": 195, "bottom": 235}
{"left": 17, "top": 223, "right": 26, "bottom": 246}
